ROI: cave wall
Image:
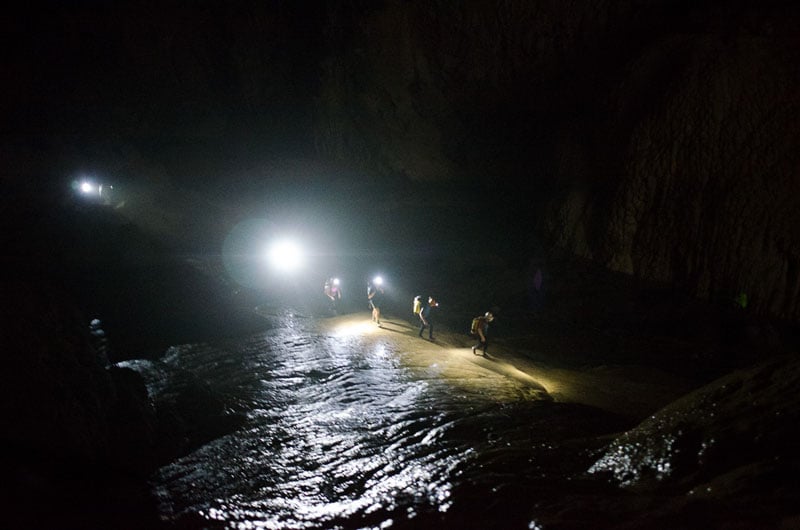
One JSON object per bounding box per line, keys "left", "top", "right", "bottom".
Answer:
{"left": 2, "top": 1, "right": 319, "bottom": 185}
{"left": 313, "top": 0, "right": 800, "bottom": 321}
{"left": 550, "top": 3, "right": 800, "bottom": 321}
{"left": 6, "top": 1, "right": 799, "bottom": 321}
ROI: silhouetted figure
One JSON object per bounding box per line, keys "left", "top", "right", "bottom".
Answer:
{"left": 418, "top": 296, "right": 438, "bottom": 340}
{"left": 368, "top": 280, "right": 384, "bottom": 326}
{"left": 471, "top": 312, "right": 494, "bottom": 357}
{"left": 528, "top": 258, "right": 545, "bottom": 313}
{"left": 324, "top": 277, "right": 342, "bottom": 314}
{"left": 89, "top": 318, "right": 111, "bottom": 367}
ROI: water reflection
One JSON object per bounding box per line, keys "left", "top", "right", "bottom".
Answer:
{"left": 152, "top": 313, "right": 587, "bottom": 529}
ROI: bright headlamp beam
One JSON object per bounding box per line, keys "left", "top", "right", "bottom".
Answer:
{"left": 266, "top": 239, "right": 304, "bottom": 272}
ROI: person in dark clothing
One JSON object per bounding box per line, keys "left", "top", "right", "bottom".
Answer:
{"left": 471, "top": 312, "right": 494, "bottom": 356}
{"left": 89, "top": 318, "right": 111, "bottom": 367}
{"left": 418, "top": 296, "right": 438, "bottom": 340}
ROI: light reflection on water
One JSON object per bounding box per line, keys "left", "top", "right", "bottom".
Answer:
{"left": 151, "top": 313, "right": 582, "bottom": 529}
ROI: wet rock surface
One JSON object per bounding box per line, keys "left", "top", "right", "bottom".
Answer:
{"left": 581, "top": 355, "right": 800, "bottom": 528}
{"left": 1, "top": 201, "right": 264, "bottom": 529}
{"left": 2, "top": 2, "right": 799, "bottom": 525}
{"left": 4, "top": 197, "right": 798, "bottom": 527}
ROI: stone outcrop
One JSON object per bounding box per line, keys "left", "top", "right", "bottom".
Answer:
{"left": 585, "top": 354, "right": 800, "bottom": 527}
{"left": 0, "top": 278, "right": 154, "bottom": 468}
{"left": 0, "top": 194, "right": 259, "bottom": 528}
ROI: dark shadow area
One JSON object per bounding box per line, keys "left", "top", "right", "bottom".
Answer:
{"left": 3, "top": 1, "right": 799, "bottom": 527}
{"left": 4, "top": 170, "right": 799, "bottom": 528}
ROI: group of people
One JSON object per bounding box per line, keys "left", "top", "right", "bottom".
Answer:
{"left": 324, "top": 276, "right": 385, "bottom": 324}
{"left": 412, "top": 294, "right": 495, "bottom": 356}
{"left": 326, "top": 277, "right": 496, "bottom": 356}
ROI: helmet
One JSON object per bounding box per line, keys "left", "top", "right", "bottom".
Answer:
{"left": 485, "top": 312, "right": 494, "bottom": 322}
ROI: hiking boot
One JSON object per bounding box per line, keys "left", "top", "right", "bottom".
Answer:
{"left": 471, "top": 346, "right": 477, "bottom": 354}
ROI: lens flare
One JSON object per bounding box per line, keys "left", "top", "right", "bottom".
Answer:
{"left": 267, "top": 239, "right": 304, "bottom": 272}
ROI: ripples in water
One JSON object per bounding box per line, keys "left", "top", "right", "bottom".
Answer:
{"left": 151, "top": 315, "right": 614, "bottom": 529}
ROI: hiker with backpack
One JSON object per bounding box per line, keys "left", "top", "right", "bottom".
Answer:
{"left": 471, "top": 312, "right": 495, "bottom": 357}
{"left": 412, "top": 295, "right": 423, "bottom": 324}
{"left": 418, "top": 296, "right": 438, "bottom": 340}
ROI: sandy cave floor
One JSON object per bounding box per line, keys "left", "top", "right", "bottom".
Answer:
{"left": 316, "top": 312, "right": 697, "bottom": 421}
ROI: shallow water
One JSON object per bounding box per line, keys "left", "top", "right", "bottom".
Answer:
{"left": 149, "top": 311, "right": 626, "bottom": 529}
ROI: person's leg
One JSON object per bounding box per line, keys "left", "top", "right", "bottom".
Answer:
{"left": 428, "top": 322, "right": 434, "bottom": 339}
{"left": 418, "top": 321, "right": 425, "bottom": 337}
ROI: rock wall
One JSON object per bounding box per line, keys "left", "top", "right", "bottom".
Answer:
{"left": 313, "top": 0, "right": 800, "bottom": 321}
{"left": 550, "top": 3, "right": 800, "bottom": 321}
{"left": 7, "top": 1, "right": 798, "bottom": 321}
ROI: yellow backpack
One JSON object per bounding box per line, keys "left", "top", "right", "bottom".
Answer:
{"left": 412, "top": 295, "right": 422, "bottom": 315}
{"left": 470, "top": 316, "right": 483, "bottom": 335}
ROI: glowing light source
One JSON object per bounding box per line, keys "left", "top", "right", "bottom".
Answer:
{"left": 373, "top": 276, "right": 383, "bottom": 286}
{"left": 333, "top": 320, "right": 382, "bottom": 337}
{"left": 266, "top": 239, "right": 304, "bottom": 272}
{"left": 75, "top": 178, "right": 113, "bottom": 202}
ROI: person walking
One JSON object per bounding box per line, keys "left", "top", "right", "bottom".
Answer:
{"left": 368, "top": 279, "right": 384, "bottom": 326}
{"left": 324, "top": 277, "right": 342, "bottom": 314}
{"left": 471, "top": 312, "right": 494, "bottom": 356}
{"left": 418, "top": 296, "right": 438, "bottom": 340}
{"left": 412, "top": 295, "right": 423, "bottom": 324}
